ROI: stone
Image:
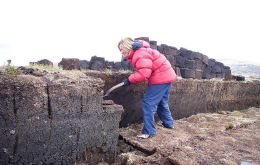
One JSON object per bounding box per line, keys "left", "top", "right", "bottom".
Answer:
{"left": 175, "top": 67, "right": 181, "bottom": 76}
{"left": 165, "top": 55, "right": 176, "bottom": 67}
{"left": 184, "top": 60, "right": 196, "bottom": 69}
{"left": 180, "top": 68, "right": 196, "bottom": 79}
{"left": 179, "top": 47, "right": 194, "bottom": 60}
{"left": 195, "top": 69, "right": 203, "bottom": 79}
{"left": 134, "top": 37, "right": 149, "bottom": 42}
{"left": 89, "top": 56, "right": 106, "bottom": 71}
{"left": 37, "top": 59, "right": 53, "bottom": 66}
{"left": 58, "top": 58, "right": 80, "bottom": 70}
{"left": 202, "top": 54, "right": 209, "bottom": 65}
{"left": 175, "top": 55, "right": 185, "bottom": 68}
{"left": 149, "top": 40, "right": 157, "bottom": 49}
{"left": 79, "top": 60, "right": 90, "bottom": 70}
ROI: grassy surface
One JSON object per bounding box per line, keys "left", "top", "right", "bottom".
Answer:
{"left": 28, "top": 63, "right": 63, "bottom": 72}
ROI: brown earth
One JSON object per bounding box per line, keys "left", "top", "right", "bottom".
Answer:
{"left": 116, "top": 107, "right": 260, "bottom": 165}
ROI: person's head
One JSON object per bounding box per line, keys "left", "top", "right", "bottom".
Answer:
{"left": 118, "top": 37, "right": 134, "bottom": 58}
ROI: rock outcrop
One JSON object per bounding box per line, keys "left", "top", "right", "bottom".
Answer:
{"left": 0, "top": 73, "right": 123, "bottom": 164}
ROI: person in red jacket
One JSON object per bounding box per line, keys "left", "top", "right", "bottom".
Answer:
{"left": 118, "top": 37, "right": 177, "bottom": 139}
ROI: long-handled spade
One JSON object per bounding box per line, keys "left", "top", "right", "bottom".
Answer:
{"left": 103, "top": 82, "right": 125, "bottom": 98}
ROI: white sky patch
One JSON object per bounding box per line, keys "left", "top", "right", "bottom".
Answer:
{"left": 0, "top": 0, "right": 260, "bottom": 66}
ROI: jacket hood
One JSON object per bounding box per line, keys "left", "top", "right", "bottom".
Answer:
{"left": 128, "top": 40, "right": 150, "bottom": 60}
{"left": 132, "top": 40, "right": 150, "bottom": 50}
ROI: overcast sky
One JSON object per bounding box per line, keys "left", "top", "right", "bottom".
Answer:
{"left": 0, "top": 0, "right": 260, "bottom": 66}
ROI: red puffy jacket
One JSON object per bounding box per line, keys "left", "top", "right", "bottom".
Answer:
{"left": 127, "top": 41, "right": 177, "bottom": 85}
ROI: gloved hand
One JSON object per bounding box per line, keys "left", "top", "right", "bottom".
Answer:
{"left": 122, "top": 78, "right": 131, "bottom": 86}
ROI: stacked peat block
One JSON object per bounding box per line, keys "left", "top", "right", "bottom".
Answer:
{"left": 203, "top": 58, "right": 232, "bottom": 80}
{"left": 231, "top": 75, "right": 246, "bottom": 81}
{"left": 58, "top": 58, "right": 81, "bottom": 70}
{"left": 111, "top": 61, "right": 134, "bottom": 71}
{"left": 146, "top": 37, "right": 232, "bottom": 80}
{"left": 30, "top": 59, "right": 53, "bottom": 66}
{"left": 89, "top": 56, "right": 106, "bottom": 70}
{"left": 79, "top": 60, "right": 90, "bottom": 70}
{"left": 176, "top": 48, "right": 209, "bottom": 79}
{"left": 88, "top": 56, "right": 133, "bottom": 71}
{"left": 59, "top": 56, "right": 134, "bottom": 71}
{"left": 139, "top": 37, "right": 206, "bottom": 79}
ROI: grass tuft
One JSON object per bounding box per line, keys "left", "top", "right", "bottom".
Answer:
{"left": 4, "top": 65, "right": 20, "bottom": 76}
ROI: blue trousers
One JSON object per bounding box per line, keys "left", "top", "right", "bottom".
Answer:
{"left": 142, "top": 83, "right": 174, "bottom": 135}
